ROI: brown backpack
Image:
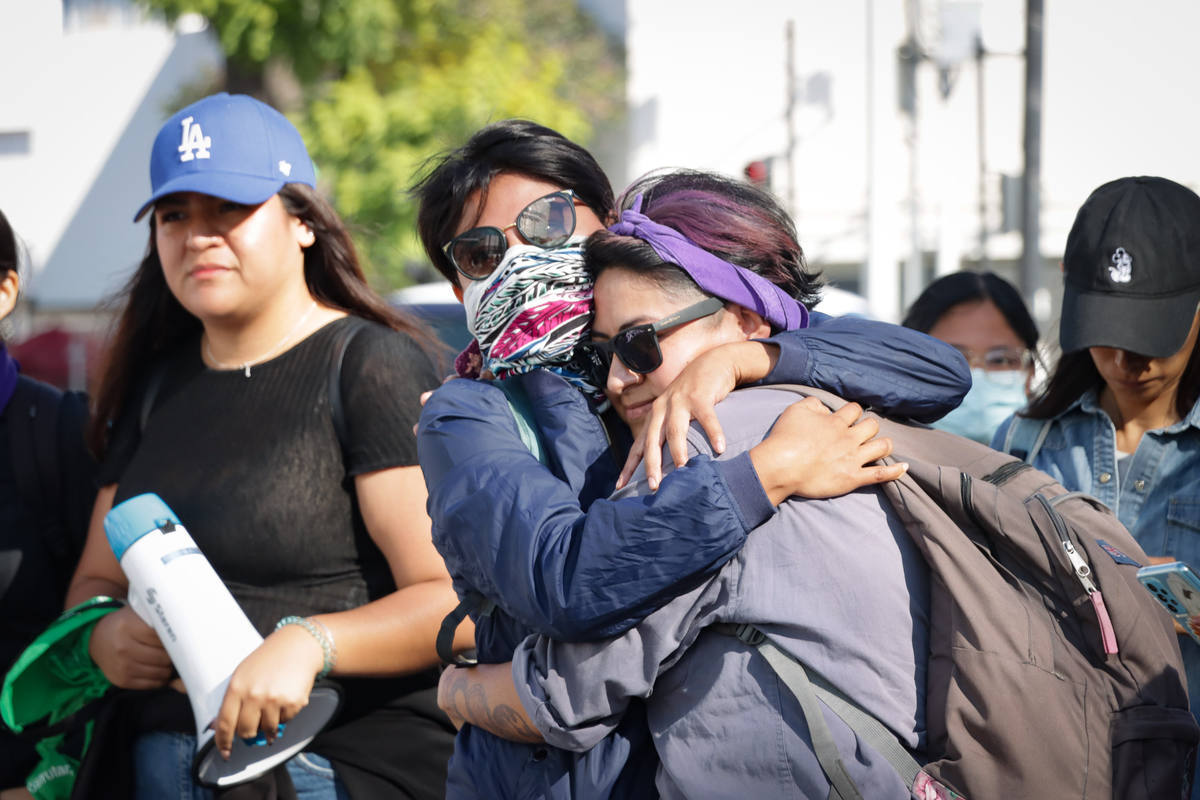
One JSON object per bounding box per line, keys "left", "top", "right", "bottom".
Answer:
{"left": 728, "top": 386, "right": 1198, "bottom": 799}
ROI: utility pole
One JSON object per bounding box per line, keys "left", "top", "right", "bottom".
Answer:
{"left": 976, "top": 34, "right": 988, "bottom": 271}
{"left": 785, "top": 20, "right": 797, "bottom": 216}
{"left": 1020, "top": 0, "right": 1043, "bottom": 300}
{"left": 899, "top": 0, "right": 922, "bottom": 310}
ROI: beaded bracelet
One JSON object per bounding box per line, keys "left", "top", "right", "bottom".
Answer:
{"left": 275, "top": 615, "right": 336, "bottom": 680}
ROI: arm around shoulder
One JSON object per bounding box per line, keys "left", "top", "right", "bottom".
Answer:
{"left": 419, "top": 377, "right": 760, "bottom": 641}
{"left": 767, "top": 313, "right": 971, "bottom": 422}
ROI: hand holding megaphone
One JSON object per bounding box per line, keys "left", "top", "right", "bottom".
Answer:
{"left": 104, "top": 493, "right": 341, "bottom": 788}
{"left": 209, "top": 619, "right": 331, "bottom": 756}
{"left": 87, "top": 603, "right": 174, "bottom": 689}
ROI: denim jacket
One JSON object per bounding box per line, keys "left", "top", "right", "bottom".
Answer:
{"left": 993, "top": 389, "right": 1200, "bottom": 564}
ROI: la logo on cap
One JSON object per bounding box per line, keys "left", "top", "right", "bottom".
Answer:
{"left": 178, "top": 116, "right": 211, "bottom": 163}
{"left": 1109, "top": 247, "right": 1132, "bottom": 284}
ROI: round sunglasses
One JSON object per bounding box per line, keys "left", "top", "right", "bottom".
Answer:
{"left": 443, "top": 190, "right": 585, "bottom": 281}
{"left": 572, "top": 297, "right": 726, "bottom": 384}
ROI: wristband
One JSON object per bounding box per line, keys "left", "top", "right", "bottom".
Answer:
{"left": 275, "top": 615, "right": 336, "bottom": 680}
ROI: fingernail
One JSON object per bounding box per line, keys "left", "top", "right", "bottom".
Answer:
{"left": 648, "top": 477, "right": 659, "bottom": 492}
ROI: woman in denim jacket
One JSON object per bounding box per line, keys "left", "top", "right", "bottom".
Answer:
{"left": 994, "top": 175, "right": 1200, "bottom": 798}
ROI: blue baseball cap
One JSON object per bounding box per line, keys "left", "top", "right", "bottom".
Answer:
{"left": 134, "top": 92, "right": 316, "bottom": 222}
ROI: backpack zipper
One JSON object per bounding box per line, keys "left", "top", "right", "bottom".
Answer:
{"left": 1035, "top": 493, "right": 1119, "bottom": 655}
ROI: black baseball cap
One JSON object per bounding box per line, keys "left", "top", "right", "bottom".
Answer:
{"left": 1061, "top": 176, "right": 1200, "bottom": 358}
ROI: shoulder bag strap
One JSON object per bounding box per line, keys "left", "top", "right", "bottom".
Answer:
{"left": 710, "top": 622, "right": 922, "bottom": 800}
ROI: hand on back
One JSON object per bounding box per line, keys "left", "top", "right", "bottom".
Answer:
{"left": 749, "top": 397, "right": 907, "bottom": 505}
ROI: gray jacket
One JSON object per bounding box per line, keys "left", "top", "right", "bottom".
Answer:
{"left": 512, "top": 386, "right": 931, "bottom": 799}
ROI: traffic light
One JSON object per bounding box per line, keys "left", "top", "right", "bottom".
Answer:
{"left": 744, "top": 159, "right": 771, "bottom": 188}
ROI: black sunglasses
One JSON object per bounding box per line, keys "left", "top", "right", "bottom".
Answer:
{"left": 572, "top": 297, "right": 726, "bottom": 384}
{"left": 443, "top": 190, "right": 584, "bottom": 281}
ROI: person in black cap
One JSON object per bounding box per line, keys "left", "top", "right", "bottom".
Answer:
{"left": 994, "top": 175, "right": 1200, "bottom": 795}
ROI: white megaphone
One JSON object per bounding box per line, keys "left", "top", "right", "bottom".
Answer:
{"left": 104, "top": 493, "right": 341, "bottom": 788}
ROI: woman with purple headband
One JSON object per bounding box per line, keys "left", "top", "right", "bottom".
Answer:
{"left": 434, "top": 170, "right": 936, "bottom": 798}
{"left": 414, "top": 127, "right": 967, "bottom": 796}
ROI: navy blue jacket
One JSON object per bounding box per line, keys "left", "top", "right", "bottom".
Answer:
{"left": 416, "top": 314, "right": 970, "bottom": 799}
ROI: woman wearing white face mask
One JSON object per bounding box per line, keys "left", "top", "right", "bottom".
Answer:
{"left": 902, "top": 271, "right": 1039, "bottom": 443}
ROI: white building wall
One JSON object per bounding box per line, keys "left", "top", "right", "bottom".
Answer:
{"left": 0, "top": 0, "right": 221, "bottom": 315}
{"left": 620, "top": 0, "right": 1200, "bottom": 321}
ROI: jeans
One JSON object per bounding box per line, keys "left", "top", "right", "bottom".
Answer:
{"left": 132, "top": 732, "right": 351, "bottom": 800}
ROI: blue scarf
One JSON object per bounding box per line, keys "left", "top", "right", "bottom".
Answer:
{"left": 0, "top": 344, "right": 18, "bottom": 413}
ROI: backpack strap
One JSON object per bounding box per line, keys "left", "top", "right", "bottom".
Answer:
{"left": 710, "top": 622, "right": 922, "bottom": 800}
{"left": 8, "top": 376, "right": 63, "bottom": 515}
{"left": 436, "top": 592, "right": 495, "bottom": 666}
{"left": 492, "top": 378, "right": 547, "bottom": 465}
{"left": 998, "top": 415, "right": 1053, "bottom": 464}
{"left": 137, "top": 362, "right": 169, "bottom": 436}
{"left": 327, "top": 317, "right": 371, "bottom": 468}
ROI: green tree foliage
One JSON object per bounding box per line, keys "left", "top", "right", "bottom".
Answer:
{"left": 140, "top": 0, "right": 623, "bottom": 287}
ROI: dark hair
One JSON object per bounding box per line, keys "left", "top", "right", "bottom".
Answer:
{"left": 584, "top": 170, "right": 822, "bottom": 320}
{"left": 1023, "top": 328, "right": 1200, "bottom": 420}
{"left": 585, "top": 232, "right": 702, "bottom": 303}
{"left": 88, "top": 183, "right": 439, "bottom": 456}
{"left": 617, "top": 170, "right": 821, "bottom": 308}
{"left": 901, "top": 271, "right": 1039, "bottom": 350}
{"left": 0, "top": 208, "right": 15, "bottom": 279}
{"left": 411, "top": 119, "right": 615, "bottom": 284}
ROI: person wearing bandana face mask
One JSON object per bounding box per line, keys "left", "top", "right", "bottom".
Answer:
{"left": 412, "top": 125, "right": 971, "bottom": 799}
{"left": 902, "top": 271, "right": 1039, "bottom": 444}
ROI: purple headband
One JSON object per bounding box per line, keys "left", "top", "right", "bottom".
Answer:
{"left": 607, "top": 197, "right": 808, "bottom": 331}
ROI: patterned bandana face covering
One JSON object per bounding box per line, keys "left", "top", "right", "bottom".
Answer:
{"left": 463, "top": 243, "right": 601, "bottom": 395}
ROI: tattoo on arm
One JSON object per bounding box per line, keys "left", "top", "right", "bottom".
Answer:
{"left": 440, "top": 665, "right": 545, "bottom": 743}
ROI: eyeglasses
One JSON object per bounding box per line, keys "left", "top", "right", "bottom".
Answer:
{"left": 443, "top": 190, "right": 585, "bottom": 281}
{"left": 953, "top": 345, "right": 1034, "bottom": 372}
{"left": 573, "top": 297, "right": 726, "bottom": 383}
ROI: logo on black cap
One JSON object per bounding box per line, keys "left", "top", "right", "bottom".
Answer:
{"left": 1108, "top": 247, "right": 1132, "bottom": 284}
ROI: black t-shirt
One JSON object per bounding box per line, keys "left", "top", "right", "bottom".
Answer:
{"left": 102, "top": 316, "right": 439, "bottom": 635}
{"left": 97, "top": 317, "right": 455, "bottom": 798}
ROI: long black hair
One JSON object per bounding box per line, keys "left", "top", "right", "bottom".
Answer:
{"left": 0, "top": 208, "right": 15, "bottom": 280}
{"left": 1023, "top": 329, "right": 1200, "bottom": 420}
{"left": 411, "top": 119, "right": 614, "bottom": 284}
{"left": 89, "top": 184, "right": 438, "bottom": 456}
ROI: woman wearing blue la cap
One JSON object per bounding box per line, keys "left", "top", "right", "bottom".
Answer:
{"left": 994, "top": 175, "right": 1200, "bottom": 796}
{"left": 65, "top": 93, "right": 467, "bottom": 799}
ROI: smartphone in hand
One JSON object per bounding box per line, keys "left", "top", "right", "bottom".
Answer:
{"left": 1137, "top": 561, "right": 1200, "bottom": 645}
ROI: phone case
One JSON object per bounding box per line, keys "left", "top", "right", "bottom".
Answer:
{"left": 1137, "top": 561, "right": 1200, "bottom": 646}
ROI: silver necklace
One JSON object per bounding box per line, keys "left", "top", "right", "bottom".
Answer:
{"left": 203, "top": 301, "right": 318, "bottom": 378}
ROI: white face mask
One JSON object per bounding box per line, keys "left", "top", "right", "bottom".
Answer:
{"left": 932, "top": 368, "right": 1029, "bottom": 445}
